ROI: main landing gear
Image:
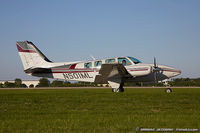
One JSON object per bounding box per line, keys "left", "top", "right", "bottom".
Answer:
{"left": 108, "top": 80, "right": 125, "bottom": 93}
{"left": 112, "top": 85, "right": 124, "bottom": 93}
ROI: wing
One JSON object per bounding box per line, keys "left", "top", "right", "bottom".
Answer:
{"left": 94, "top": 63, "right": 132, "bottom": 84}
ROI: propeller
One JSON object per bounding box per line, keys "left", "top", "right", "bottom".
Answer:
{"left": 154, "top": 57, "right": 157, "bottom": 68}
{"left": 152, "top": 57, "right": 161, "bottom": 84}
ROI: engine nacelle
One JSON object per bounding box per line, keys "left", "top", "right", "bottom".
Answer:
{"left": 127, "top": 65, "right": 152, "bottom": 77}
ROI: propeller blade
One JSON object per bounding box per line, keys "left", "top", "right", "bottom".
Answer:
{"left": 154, "top": 57, "right": 157, "bottom": 68}
{"left": 154, "top": 72, "right": 157, "bottom": 84}
{"left": 153, "top": 57, "right": 159, "bottom": 85}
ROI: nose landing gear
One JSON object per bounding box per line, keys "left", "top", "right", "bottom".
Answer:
{"left": 163, "top": 80, "right": 172, "bottom": 93}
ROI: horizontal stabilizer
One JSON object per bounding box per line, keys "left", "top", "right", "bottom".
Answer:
{"left": 24, "top": 67, "right": 52, "bottom": 74}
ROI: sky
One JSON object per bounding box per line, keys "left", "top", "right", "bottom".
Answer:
{"left": 0, "top": 0, "right": 200, "bottom": 80}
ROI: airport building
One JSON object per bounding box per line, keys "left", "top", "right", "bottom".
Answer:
{"left": 0, "top": 80, "right": 39, "bottom": 88}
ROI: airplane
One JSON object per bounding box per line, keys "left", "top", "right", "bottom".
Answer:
{"left": 16, "top": 41, "right": 181, "bottom": 93}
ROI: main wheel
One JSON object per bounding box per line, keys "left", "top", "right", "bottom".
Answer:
{"left": 112, "top": 88, "right": 117, "bottom": 92}
{"left": 112, "top": 88, "right": 122, "bottom": 93}
{"left": 119, "top": 87, "right": 124, "bottom": 92}
{"left": 165, "top": 88, "right": 172, "bottom": 93}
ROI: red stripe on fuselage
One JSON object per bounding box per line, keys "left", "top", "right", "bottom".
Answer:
{"left": 128, "top": 69, "right": 149, "bottom": 71}
{"left": 69, "top": 64, "right": 77, "bottom": 69}
{"left": 51, "top": 68, "right": 95, "bottom": 70}
{"left": 52, "top": 71, "right": 94, "bottom": 73}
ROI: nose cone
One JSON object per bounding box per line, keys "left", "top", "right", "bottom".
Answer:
{"left": 173, "top": 69, "right": 181, "bottom": 77}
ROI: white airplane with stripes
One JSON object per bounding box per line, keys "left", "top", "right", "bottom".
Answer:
{"left": 16, "top": 41, "right": 181, "bottom": 93}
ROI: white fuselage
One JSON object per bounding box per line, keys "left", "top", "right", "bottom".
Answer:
{"left": 33, "top": 57, "right": 181, "bottom": 83}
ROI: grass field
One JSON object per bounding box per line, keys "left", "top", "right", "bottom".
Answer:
{"left": 0, "top": 88, "right": 199, "bottom": 133}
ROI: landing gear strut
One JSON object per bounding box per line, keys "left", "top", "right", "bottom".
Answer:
{"left": 108, "top": 80, "right": 124, "bottom": 93}
{"left": 163, "top": 80, "right": 172, "bottom": 93}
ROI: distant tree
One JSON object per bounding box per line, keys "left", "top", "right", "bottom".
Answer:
{"left": 4, "top": 81, "right": 16, "bottom": 88}
{"left": 15, "top": 78, "right": 22, "bottom": 87}
{"left": 51, "top": 80, "right": 65, "bottom": 87}
{"left": 21, "top": 84, "right": 27, "bottom": 88}
{"left": 124, "top": 82, "right": 138, "bottom": 86}
{"left": 29, "top": 84, "right": 34, "bottom": 88}
{"left": 91, "top": 82, "right": 97, "bottom": 87}
{"left": 156, "top": 83, "right": 164, "bottom": 87}
{"left": 38, "top": 78, "right": 50, "bottom": 87}
{"left": 169, "top": 78, "right": 200, "bottom": 87}
{"left": 194, "top": 78, "right": 200, "bottom": 86}
{"left": 0, "top": 83, "right": 3, "bottom": 88}
{"left": 64, "top": 81, "right": 71, "bottom": 87}
{"left": 75, "top": 82, "right": 97, "bottom": 87}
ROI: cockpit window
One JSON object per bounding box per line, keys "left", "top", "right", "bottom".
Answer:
{"left": 105, "top": 59, "right": 116, "bottom": 64}
{"left": 118, "top": 58, "right": 132, "bottom": 66}
{"left": 128, "top": 57, "right": 141, "bottom": 64}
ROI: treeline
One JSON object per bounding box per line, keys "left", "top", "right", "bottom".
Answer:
{"left": 0, "top": 78, "right": 99, "bottom": 88}
{"left": 36, "top": 78, "right": 98, "bottom": 87}
{"left": 169, "top": 78, "right": 200, "bottom": 86}
{"left": 1, "top": 78, "right": 200, "bottom": 88}
{"left": 0, "top": 79, "right": 27, "bottom": 88}
{"left": 125, "top": 78, "right": 200, "bottom": 87}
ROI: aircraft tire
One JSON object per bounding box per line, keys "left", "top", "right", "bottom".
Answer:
{"left": 112, "top": 88, "right": 121, "bottom": 93}
{"left": 112, "top": 88, "right": 116, "bottom": 92}
{"left": 112, "top": 88, "right": 115, "bottom": 92}
{"left": 119, "top": 87, "right": 124, "bottom": 92}
{"left": 165, "top": 88, "right": 172, "bottom": 93}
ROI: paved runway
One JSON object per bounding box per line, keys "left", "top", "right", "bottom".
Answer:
{"left": 0, "top": 87, "right": 200, "bottom": 90}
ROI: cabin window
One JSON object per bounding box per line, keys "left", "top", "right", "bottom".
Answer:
{"left": 84, "top": 62, "right": 92, "bottom": 68}
{"left": 94, "top": 61, "right": 102, "bottom": 67}
{"left": 118, "top": 58, "right": 132, "bottom": 66}
{"left": 105, "top": 59, "right": 116, "bottom": 64}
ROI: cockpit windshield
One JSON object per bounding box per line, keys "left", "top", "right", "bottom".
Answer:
{"left": 128, "top": 57, "right": 141, "bottom": 64}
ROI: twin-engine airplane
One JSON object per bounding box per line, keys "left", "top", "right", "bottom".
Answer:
{"left": 16, "top": 41, "right": 181, "bottom": 93}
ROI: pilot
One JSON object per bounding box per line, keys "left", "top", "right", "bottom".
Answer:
{"left": 122, "top": 60, "right": 126, "bottom": 66}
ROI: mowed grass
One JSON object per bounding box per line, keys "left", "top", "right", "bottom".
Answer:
{"left": 0, "top": 88, "right": 199, "bottom": 133}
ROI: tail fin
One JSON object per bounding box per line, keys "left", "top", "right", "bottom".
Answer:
{"left": 16, "top": 41, "right": 52, "bottom": 70}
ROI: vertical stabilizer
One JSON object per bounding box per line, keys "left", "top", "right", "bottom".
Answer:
{"left": 16, "top": 41, "right": 52, "bottom": 70}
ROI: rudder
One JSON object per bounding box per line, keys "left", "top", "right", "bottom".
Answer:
{"left": 16, "top": 41, "right": 52, "bottom": 70}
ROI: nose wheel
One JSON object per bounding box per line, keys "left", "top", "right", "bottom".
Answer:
{"left": 165, "top": 88, "right": 172, "bottom": 93}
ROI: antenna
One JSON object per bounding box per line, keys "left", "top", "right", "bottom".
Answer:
{"left": 90, "top": 55, "right": 96, "bottom": 60}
